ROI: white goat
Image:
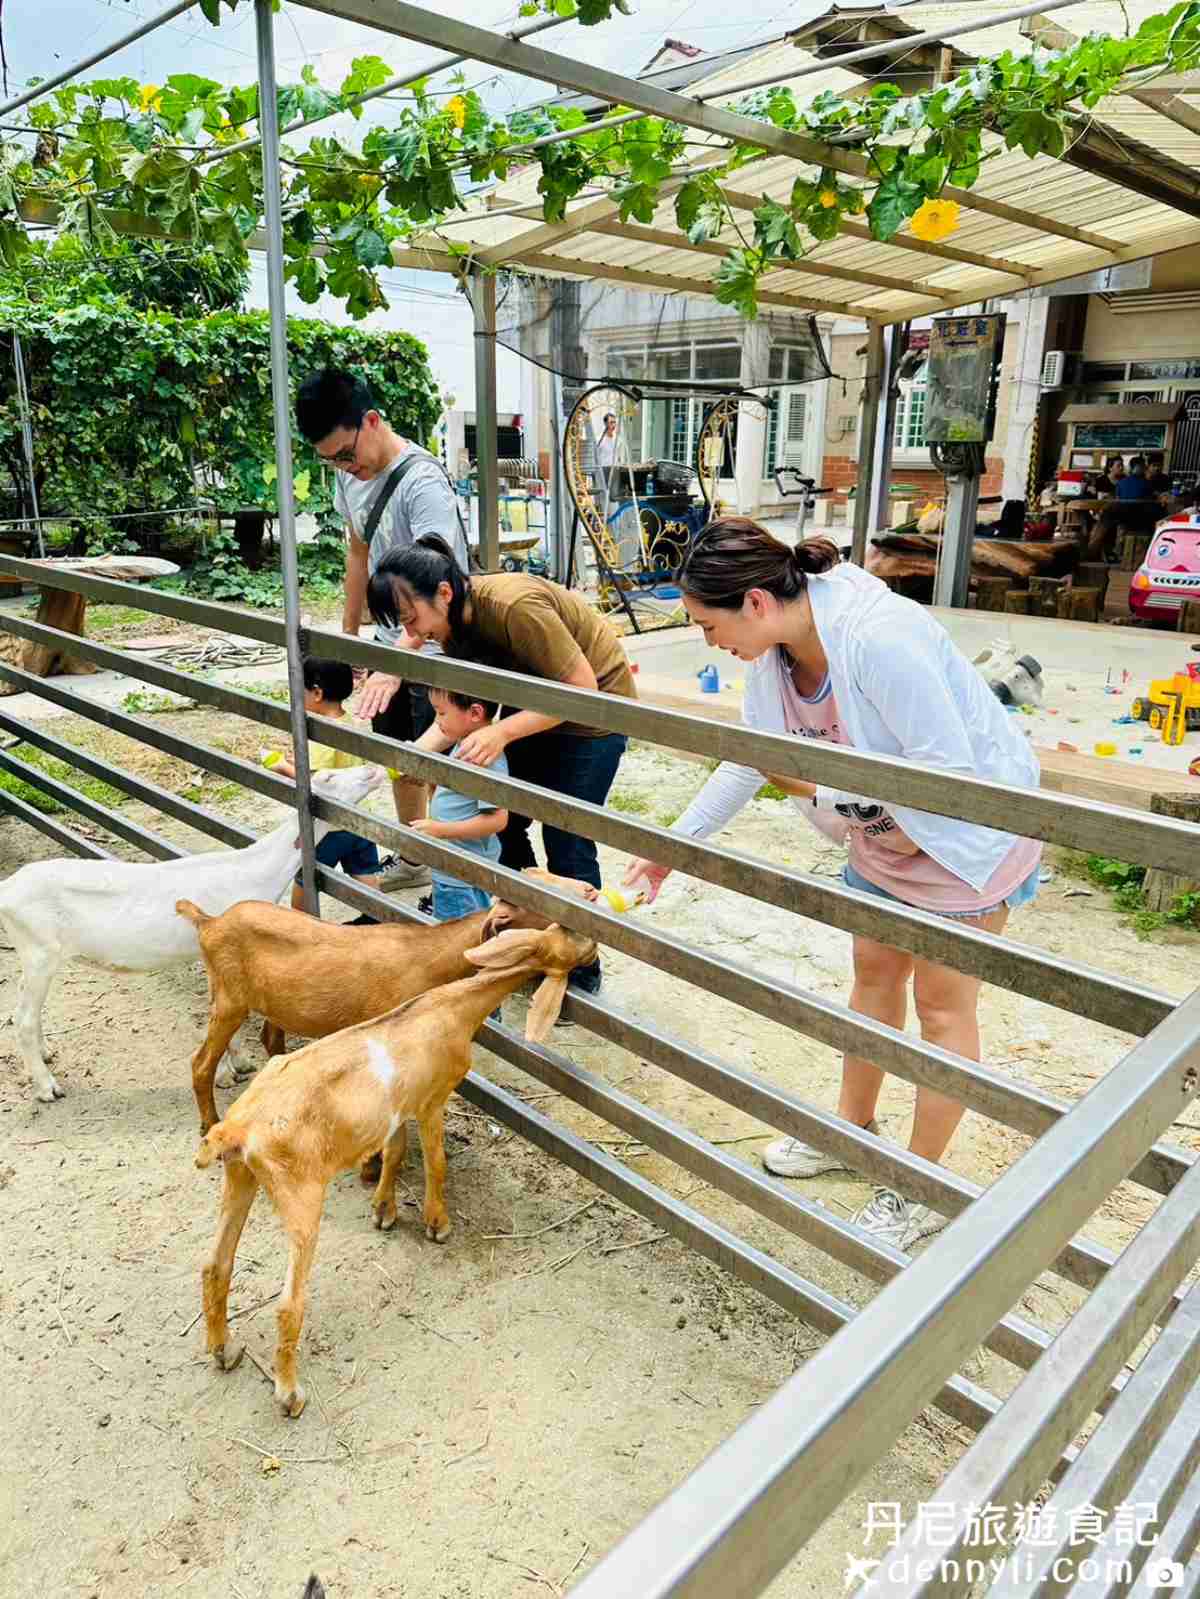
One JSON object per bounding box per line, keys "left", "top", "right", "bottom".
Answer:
{"left": 0, "top": 763, "right": 385, "bottom": 1102}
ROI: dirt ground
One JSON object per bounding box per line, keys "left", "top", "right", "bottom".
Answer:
{"left": 1, "top": 693, "right": 1198, "bottom": 1599}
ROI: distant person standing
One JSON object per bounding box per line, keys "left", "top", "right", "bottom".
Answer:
{"left": 594, "top": 412, "right": 619, "bottom": 496}
{"left": 296, "top": 368, "right": 470, "bottom": 891}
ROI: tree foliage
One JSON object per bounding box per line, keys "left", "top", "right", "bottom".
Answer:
{"left": 0, "top": 261, "right": 441, "bottom": 542}
{"left": 0, "top": 2, "right": 1196, "bottom": 326}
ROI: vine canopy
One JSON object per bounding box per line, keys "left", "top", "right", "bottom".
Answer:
{"left": 1, "top": 0, "right": 1199, "bottom": 320}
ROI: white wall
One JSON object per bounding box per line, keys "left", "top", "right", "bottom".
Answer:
{"left": 244, "top": 260, "right": 524, "bottom": 418}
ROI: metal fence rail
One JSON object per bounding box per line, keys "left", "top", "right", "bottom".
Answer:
{"left": 1, "top": 553, "right": 1198, "bottom": 875}
{"left": 0, "top": 551, "right": 1198, "bottom": 1597}
{"left": 0, "top": 667, "right": 1188, "bottom": 1312}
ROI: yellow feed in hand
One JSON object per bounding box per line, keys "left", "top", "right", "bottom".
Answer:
{"left": 601, "top": 888, "right": 645, "bottom": 914}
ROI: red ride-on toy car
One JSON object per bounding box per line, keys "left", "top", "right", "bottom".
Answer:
{"left": 1130, "top": 510, "right": 1200, "bottom": 625}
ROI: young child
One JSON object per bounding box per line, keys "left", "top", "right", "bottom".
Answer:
{"left": 411, "top": 686, "right": 509, "bottom": 923}
{"left": 263, "top": 658, "right": 382, "bottom": 920}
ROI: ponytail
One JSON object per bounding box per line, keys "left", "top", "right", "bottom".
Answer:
{"left": 678, "top": 517, "right": 838, "bottom": 611}
{"left": 367, "top": 533, "right": 471, "bottom": 638}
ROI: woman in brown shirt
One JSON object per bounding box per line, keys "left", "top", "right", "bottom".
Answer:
{"left": 368, "top": 534, "right": 635, "bottom": 994}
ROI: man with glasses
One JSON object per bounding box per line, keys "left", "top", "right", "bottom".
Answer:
{"left": 297, "top": 367, "right": 469, "bottom": 890}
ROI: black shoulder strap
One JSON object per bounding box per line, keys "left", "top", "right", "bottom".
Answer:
{"left": 362, "top": 452, "right": 423, "bottom": 549}
{"left": 363, "top": 449, "right": 478, "bottom": 572}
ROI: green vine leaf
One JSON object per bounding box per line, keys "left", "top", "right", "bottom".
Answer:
{"left": 713, "top": 248, "right": 764, "bottom": 319}
{"left": 866, "top": 171, "right": 925, "bottom": 242}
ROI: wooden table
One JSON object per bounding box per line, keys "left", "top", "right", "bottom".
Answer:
{"left": 1055, "top": 497, "right": 1107, "bottom": 539}
{"left": 0, "top": 555, "right": 179, "bottom": 688}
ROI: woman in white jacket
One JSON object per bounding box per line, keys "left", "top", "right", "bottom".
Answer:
{"left": 625, "top": 518, "right": 1042, "bottom": 1249}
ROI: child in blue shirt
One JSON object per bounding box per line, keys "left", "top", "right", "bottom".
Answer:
{"left": 411, "top": 687, "right": 509, "bottom": 922}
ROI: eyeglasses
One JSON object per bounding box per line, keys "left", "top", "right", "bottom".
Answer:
{"left": 319, "top": 422, "right": 362, "bottom": 470}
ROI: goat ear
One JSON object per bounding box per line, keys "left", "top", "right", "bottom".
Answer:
{"left": 526, "top": 974, "right": 569, "bottom": 1042}
{"left": 465, "top": 927, "right": 540, "bottom": 969}
{"left": 483, "top": 901, "right": 516, "bottom": 937}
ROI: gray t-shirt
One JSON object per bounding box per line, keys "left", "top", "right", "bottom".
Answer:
{"left": 335, "top": 443, "right": 469, "bottom": 649}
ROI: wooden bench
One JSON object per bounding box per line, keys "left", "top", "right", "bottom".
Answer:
{"left": 0, "top": 555, "right": 179, "bottom": 690}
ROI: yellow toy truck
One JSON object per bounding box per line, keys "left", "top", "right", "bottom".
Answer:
{"left": 1130, "top": 665, "right": 1200, "bottom": 745}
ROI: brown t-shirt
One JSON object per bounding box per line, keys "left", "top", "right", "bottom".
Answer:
{"left": 456, "top": 574, "right": 636, "bottom": 738}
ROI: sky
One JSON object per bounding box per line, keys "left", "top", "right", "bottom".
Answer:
{"left": 4, "top": 0, "right": 818, "bottom": 406}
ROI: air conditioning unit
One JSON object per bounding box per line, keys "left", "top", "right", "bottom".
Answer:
{"left": 1041, "top": 349, "right": 1067, "bottom": 389}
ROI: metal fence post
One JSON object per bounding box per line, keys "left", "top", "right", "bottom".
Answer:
{"left": 470, "top": 269, "right": 500, "bottom": 572}
{"left": 255, "top": 0, "right": 320, "bottom": 916}
{"left": 850, "top": 323, "right": 884, "bottom": 566}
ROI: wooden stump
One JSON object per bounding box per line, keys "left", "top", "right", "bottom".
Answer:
{"left": 1142, "top": 793, "right": 1200, "bottom": 913}
{"left": 1056, "top": 585, "right": 1102, "bottom": 624}
{"left": 1004, "top": 589, "right": 1033, "bottom": 615}
{"left": 1076, "top": 562, "right": 1110, "bottom": 606}
{"left": 975, "top": 576, "right": 1011, "bottom": 612}
{"left": 235, "top": 511, "right": 269, "bottom": 571}
{"left": 1179, "top": 599, "right": 1200, "bottom": 637}
{"left": 1120, "top": 532, "right": 1152, "bottom": 571}
{"left": 24, "top": 587, "right": 95, "bottom": 677}
{"left": 1029, "top": 575, "right": 1067, "bottom": 617}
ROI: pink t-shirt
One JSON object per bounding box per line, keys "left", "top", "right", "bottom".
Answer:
{"left": 778, "top": 667, "right": 1040, "bottom": 914}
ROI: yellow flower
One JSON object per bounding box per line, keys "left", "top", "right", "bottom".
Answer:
{"left": 447, "top": 94, "right": 467, "bottom": 130}
{"left": 910, "top": 198, "right": 961, "bottom": 242}
{"left": 818, "top": 188, "right": 838, "bottom": 209}
{"left": 139, "top": 83, "right": 163, "bottom": 113}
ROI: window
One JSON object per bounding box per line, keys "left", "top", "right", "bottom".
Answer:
{"left": 893, "top": 379, "right": 928, "bottom": 453}
{"left": 764, "top": 387, "right": 808, "bottom": 474}
{"left": 598, "top": 338, "right": 742, "bottom": 470}
{"left": 769, "top": 344, "right": 817, "bottom": 384}
{"left": 668, "top": 397, "right": 693, "bottom": 465}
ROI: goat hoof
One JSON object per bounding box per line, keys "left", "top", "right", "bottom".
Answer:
{"left": 425, "top": 1220, "right": 452, "bottom": 1244}
{"left": 277, "top": 1385, "right": 306, "bottom": 1419}
{"left": 214, "top": 1063, "right": 235, "bottom": 1091}
{"left": 373, "top": 1202, "right": 397, "bottom": 1232}
{"left": 213, "top": 1341, "right": 244, "bottom": 1373}
{"left": 359, "top": 1153, "right": 382, "bottom": 1186}
{"left": 34, "top": 1074, "right": 64, "bottom": 1102}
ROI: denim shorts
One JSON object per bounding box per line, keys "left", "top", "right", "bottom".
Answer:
{"left": 842, "top": 860, "right": 1040, "bottom": 922}
{"left": 432, "top": 879, "right": 493, "bottom": 921}
{"left": 294, "top": 829, "right": 380, "bottom": 886}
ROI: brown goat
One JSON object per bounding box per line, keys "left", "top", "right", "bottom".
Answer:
{"left": 194, "top": 922, "right": 597, "bottom": 1418}
{"left": 179, "top": 867, "right": 597, "bottom": 1132}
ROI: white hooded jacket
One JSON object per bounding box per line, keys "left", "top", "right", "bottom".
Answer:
{"left": 671, "top": 561, "right": 1040, "bottom": 892}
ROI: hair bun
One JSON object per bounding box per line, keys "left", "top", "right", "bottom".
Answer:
{"left": 792, "top": 537, "right": 839, "bottom": 575}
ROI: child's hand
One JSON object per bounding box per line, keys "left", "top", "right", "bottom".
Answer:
{"left": 456, "top": 725, "right": 510, "bottom": 768}
{"left": 409, "top": 818, "right": 447, "bottom": 838}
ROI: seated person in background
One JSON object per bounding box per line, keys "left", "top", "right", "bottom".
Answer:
{"left": 1099, "top": 455, "right": 1160, "bottom": 560}
{"left": 412, "top": 686, "right": 509, "bottom": 924}
{"left": 1145, "top": 452, "right": 1173, "bottom": 500}
{"left": 1117, "top": 456, "right": 1151, "bottom": 501}
{"left": 1093, "top": 455, "right": 1124, "bottom": 496}
{"left": 265, "top": 658, "right": 382, "bottom": 921}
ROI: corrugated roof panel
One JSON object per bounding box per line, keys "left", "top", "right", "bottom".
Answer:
{"left": 408, "top": 0, "right": 1200, "bottom": 323}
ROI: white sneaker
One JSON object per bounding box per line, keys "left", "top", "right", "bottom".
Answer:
{"left": 853, "top": 1186, "right": 912, "bottom": 1247}
{"left": 762, "top": 1119, "right": 880, "bottom": 1179}
{"left": 853, "top": 1186, "right": 948, "bottom": 1250}
{"left": 377, "top": 854, "right": 431, "bottom": 890}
